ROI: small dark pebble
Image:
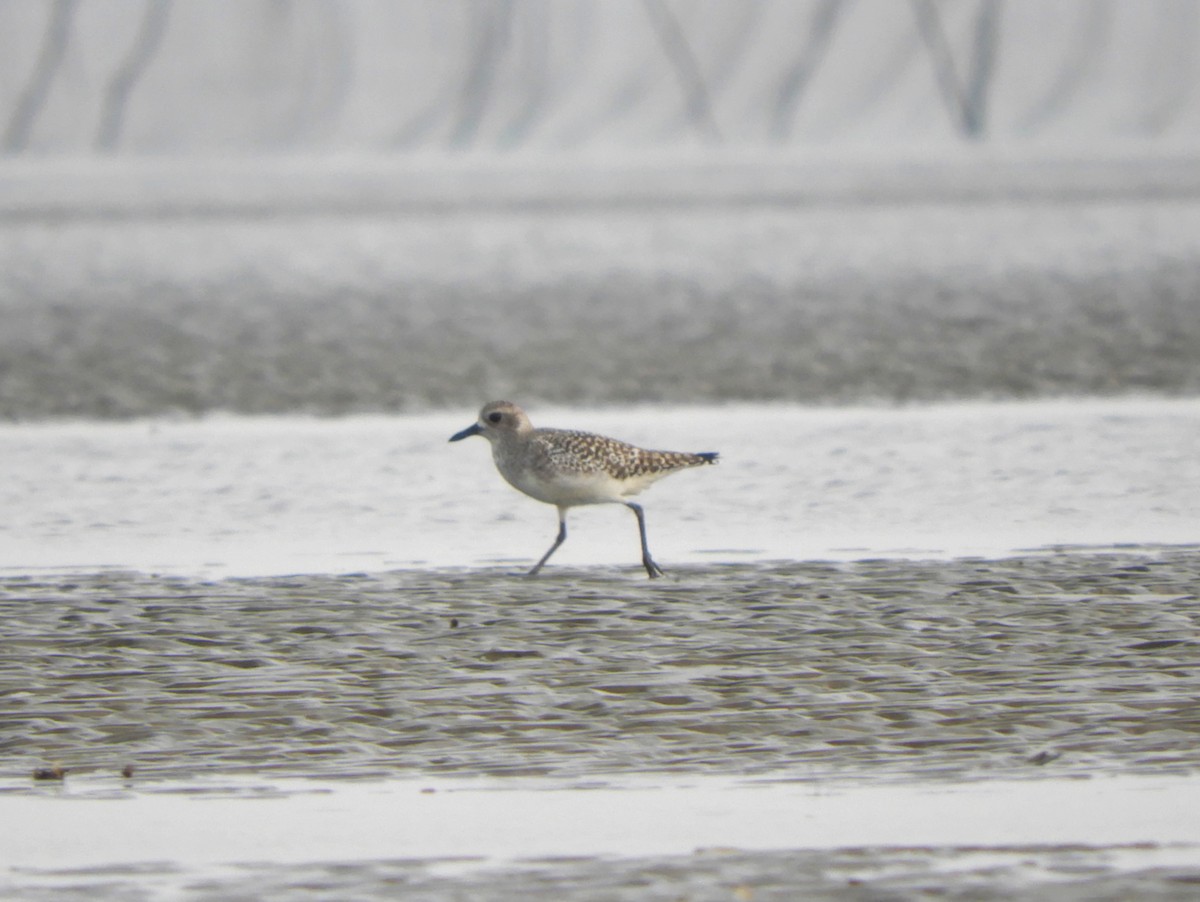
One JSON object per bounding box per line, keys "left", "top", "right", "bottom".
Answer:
{"left": 33, "top": 765, "right": 68, "bottom": 780}
{"left": 1027, "top": 750, "right": 1061, "bottom": 766}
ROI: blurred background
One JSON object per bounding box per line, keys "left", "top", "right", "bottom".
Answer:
{"left": 1, "top": 0, "right": 1199, "bottom": 418}
{"left": 4, "top": 0, "right": 1200, "bottom": 153}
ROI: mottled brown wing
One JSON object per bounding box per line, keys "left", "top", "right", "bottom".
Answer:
{"left": 532, "top": 430, "right": 712, "bottom": 480}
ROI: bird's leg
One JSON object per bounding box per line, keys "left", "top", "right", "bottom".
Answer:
{"left": 626, "top": 502, "right": 664, "bottom": 578}
{"left": 528, "top": 508, "right": 568, "bottom": 576}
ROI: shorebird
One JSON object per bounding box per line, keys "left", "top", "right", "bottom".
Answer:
{"left": 450, "top": 401, "right": 718, "bottom": 578}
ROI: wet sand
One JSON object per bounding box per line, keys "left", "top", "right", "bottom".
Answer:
{"left": 4, "top": 180, "right": 1200, "bottom": 419}
{"left": 3, "top": 547, "right": 1200, "bottom": 898}
{"left": 5, "top": 549, "right": 1200, "bottom": 783}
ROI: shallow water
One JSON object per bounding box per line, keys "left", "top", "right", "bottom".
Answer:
{"left": 5, "top": 773, "right": 1200, "bottom": 900}
{"left": 2, "top": 400, "right": 1197, "bottom": 576}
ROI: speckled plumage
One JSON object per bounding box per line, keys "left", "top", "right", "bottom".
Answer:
{"left": 523, "top": 429, "right": 713, "bottom": 481}
{"left": 449, "top": 401, "right": 718, "bottom": 577}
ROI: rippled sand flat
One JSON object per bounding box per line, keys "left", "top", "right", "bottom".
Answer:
{"left": 5, "top": 549, "right": 1198, "bottom": 783}
{"left": 3, "top": 548, "right": 1200, "bottom": 898}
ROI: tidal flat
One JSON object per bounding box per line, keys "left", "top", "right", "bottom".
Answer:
{"left": 3, "top": 548, "right": 1199, "bottom": 899}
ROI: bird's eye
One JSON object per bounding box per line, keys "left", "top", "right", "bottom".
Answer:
{"left": 487, "top": 412, "right": 502, "bottom": 423}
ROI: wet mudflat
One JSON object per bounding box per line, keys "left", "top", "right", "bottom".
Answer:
{"left": 3, "top": 547, "right": 1199, "bottom": 900}
{"left": 3, "top": 548, "right": 1199, "bottom": 785}
{"left": 4, "top": 188, "right": 1200, "bottom": 419}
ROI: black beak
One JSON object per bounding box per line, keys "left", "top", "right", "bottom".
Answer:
{"left": 449, "top": 422, "right": 483, "bottom": 442}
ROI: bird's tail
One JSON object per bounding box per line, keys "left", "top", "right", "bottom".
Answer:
{"left": 695, "top": 452, "right": 719, "bottom": 464}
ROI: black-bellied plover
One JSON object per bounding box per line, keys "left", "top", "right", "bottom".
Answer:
{"left": 450, "top": 401, "right": 718, "bottom": 578}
